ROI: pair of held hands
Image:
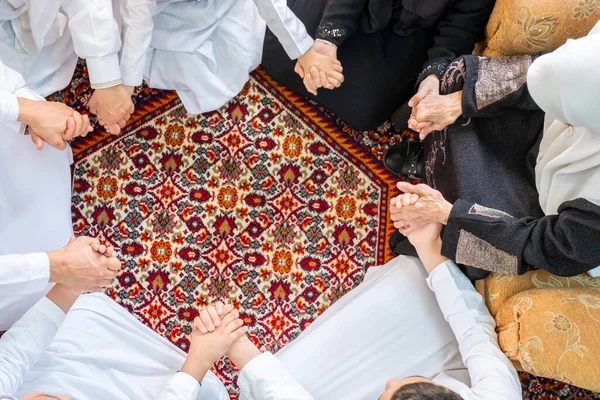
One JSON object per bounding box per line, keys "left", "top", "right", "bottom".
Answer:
{"left": 407, "top": 75, "right": 464, "bottom": 140}
{"left": 19, "top": 84, "right": 135, "bottom": 151}
{"left": 294, "top": 39, "right": 345, "bottom": 96}
{"left": 182, "top": 301, "right": 259, "bottom": 382}
{"left": 48, "top": 236, "right": 122, "bottom": 294}
{"left": 389, "top": 181, "right": 453, "bottom": 241}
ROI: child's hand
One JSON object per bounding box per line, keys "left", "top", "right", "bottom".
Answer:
{"left": 90, "top": 242, "right": 116, "bottom": 258}
{"left": 181, "top": 303, "right": 246, "bottom": 381}
{"left": 296, "top": 47, "right": 344, "bottom": 96}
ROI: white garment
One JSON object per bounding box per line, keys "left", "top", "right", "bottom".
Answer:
{"left": 238, "top": 256, "right": 522, "bottom": 400}
{"left": 0, "top": 0, "right": 122, "bottom": 95}
{"left": 0, "top": 294, "right": 229, "bottom": 400}
{"left": 0, "top": 60, "right": 73, "bottom": 330}
{"left": 528, "top": 21, "right": 600, "bottom": 276}
{"left": 115, "top": 0, "right": 313, "bottom": 113}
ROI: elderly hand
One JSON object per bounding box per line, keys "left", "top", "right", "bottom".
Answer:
{"left": 17, "top": 98, "right": 92, "bottom": 150}
{"left": 88, "top": 85, "right": 135, "bottom": 135}
{"left": 390, "top": 182, "right": 453, "bottom": 236}
{"left": 408, "top": 91, "right": 463, "bottom": 140}
{"left": 47, "top": 236, "right": 121, "bottom": 292}
{"left": 295, "top": 40, "right": 344, "bottom": 95}
{"left": 408, "top": 75, "right": 440, "bottom": 109}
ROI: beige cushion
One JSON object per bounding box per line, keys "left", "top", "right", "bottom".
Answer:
{"left": 479, "top": 0, "right": 600, "bottom": 56}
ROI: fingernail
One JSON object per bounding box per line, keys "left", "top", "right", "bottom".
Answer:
{"left": 201, "top": 328, "right": 207, "bottom": 333}
{"left": 215, "top": 319, "right": 220, "bottom": 326}
{"left": 209, "top": 324, "right": 214, "bottom": 330}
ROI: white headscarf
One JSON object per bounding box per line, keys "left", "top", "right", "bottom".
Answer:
{"left": 528, "top": 21, "right": 600, "bottom": 215}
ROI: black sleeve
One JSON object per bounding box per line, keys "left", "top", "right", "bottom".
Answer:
{"left": 441, "top": 198, "right": 600, "bottom": 277}
{"left": 416, "top": 0, "right": 495, "bottom": 86}
{"left": 315, "top": 0, "right": 369, "bottom": 47}
{"left": 460, "top": 54, "right": 543, "bottom": 118}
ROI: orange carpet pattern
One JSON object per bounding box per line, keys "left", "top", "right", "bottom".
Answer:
{"left": 55, "top": 63, "right": 599, "bottom": 399}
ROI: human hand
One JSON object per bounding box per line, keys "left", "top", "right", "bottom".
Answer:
{"left": 408, "top": 91, "right": 463, "bottom": 140}
{"left": 390, "top": 182, "right": 453, "bottom": 236}
{"left": 47, "top": 236, "right": 121, "bottom": 292}
{"left": 17, "top": 98, "right": 92, "bottom": 150}
{"left": 295, "top": 41, "right": 344, "bottom": 95}
{"left": 88, "top": 85, "right": 135, "bottom": 135}
{"left": 182, "top": 303, "right": 247, "bottom": 381}
{"left": 408, "top": 75, "right": 440, "bottom": 109}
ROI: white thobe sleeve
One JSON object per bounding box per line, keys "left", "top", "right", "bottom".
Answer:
{"left": 0, "top": 61, "right": 26, "bottom": 125}
{"left": 238, "top": 352, "right": 314, "bottom": 399}
{"left": 117, "top": 0, "right": 157, "bottom": 87}
{"left": 0, "top": 297, "right": 65, "bottom": 395}
{"left": 427, "top": 261, "right": 522, "bottom": 400}
{"left": 0, "top": 253, "right": 51, "bottom": 295}
{"left": 61, "top": 0, "right": 122, "bottom": 89}
{"left": 252, "top": 0, "right": 313, "bottom": 60}
{"left": 154, "top": 372, "right": 201, "bottom": 400}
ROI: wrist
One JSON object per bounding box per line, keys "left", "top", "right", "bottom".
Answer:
{"left": 46, "top": 284, "right": 81, "bottom": 313}
{"left": 437, "top": 201, "right": 453, "bottom": 225}
{"left": 451, "top": 91, "right": 463, "bottom": 119}
{"left": 415, "top": 238, "right": 447, "bottom": 275}
{"left": 181, "top": 351, "right": 213, "bottom": 383}
{"left": 226, "top": 338, "right": 261, "bottom": 370}
{"left": 47, "top": 249, "right": 66, "bottom": 284}
{"left": 17, "top": 97, "right": 35, "bottom": 125}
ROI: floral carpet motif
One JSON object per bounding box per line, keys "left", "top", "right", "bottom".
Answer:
{"left": 57, "top": 63, "right": 599, "bottom": 399}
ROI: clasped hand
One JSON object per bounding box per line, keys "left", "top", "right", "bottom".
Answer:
{"left": 295, "top": 40, "right": 345, "bottom": 96}
{"left": 407, "top": 75, "right": 463, "bottom": 140}
{"left": 88, "top": 84, "right": 135, "bottom": 135}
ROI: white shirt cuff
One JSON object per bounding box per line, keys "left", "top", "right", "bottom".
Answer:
{"left": 86, "top": 54, "right": 122, "bottom": 89}
{"left": 23, "top": 253, "right": 51, "bottom": 293}
{"left": 36, "top": 296, "right": 67, "bottom": 328}
{"left": 169, "top": 372, "right": 201, "bottom": 398}
{"left": 426, "top": 259, "right": 454, "bottom": 291}
{"left": 291, "top": 37, "right": 314, "bottom": 60}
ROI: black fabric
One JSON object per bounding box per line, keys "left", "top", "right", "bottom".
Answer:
{"left": 442, "top": 199, "right": 600, "bottom": 277}
{"left": 262, "top": 0, "right": 493, "bottom": 131}
{"left": 262, "top": 0, "right": 434, "bottom": 131}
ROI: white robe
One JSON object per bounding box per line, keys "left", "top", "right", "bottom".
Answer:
{"left": 527, "top": 22, "right": 600, "bottom": 277}
{"left": 0, "top": 61, "right": 73, "bottom": 330}
{"left": 115, "top": 0, "right": 313, "bottom": 114}
{"left": 0, "top": 0, "right": 122, "bottom": 95}
{"left": 1, "top": 256, "right": 521, "bottom": 400}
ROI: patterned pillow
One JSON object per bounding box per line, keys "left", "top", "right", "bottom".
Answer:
{"left": 478, "top": 0, "right": 600, "bottom": 56}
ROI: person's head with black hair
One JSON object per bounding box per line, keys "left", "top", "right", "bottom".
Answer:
{"left": 379, "top": 377, "right": 463, "bottom": 400}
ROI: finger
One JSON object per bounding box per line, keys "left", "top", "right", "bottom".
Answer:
{"left": 106, "top": 257, "right": 122, "bottom": 272}
{"left": 414, "top": 121, "right": 433, "bottom": 132}
{"left": 207, "top": 306, "right": 221, "bottom": 327}
{"left": 390, "top": 212, "right": 402, "bottom": 222}
{"left": 225, "top": 318, "right": 244, "bottom": 334}
{"left": 303, "top": 75, "right": 318, "bottom": 96}
{"left": 390, "top": 197, "right": 397, "bottom": 208}
{"left": 91, "top": 243, "right": 100, "bottom": 252}
{"left": 401, "top": 193, "right": 413, "bottom": 207}
{"left": 72, "top": 111, "right": 86, "bottom": 138}
{"left": 117, "top": 118, "right": 128, "bottom": 129}
{"left": 402, "top": 226, "right": 416, "bottom": 237}
{"left": 310, "top": 66, "right": 323, "bottom": 88}
{"left": 200, "top": 309, "right": 216, "bottom": 332}
{"left": 410, "top": 193, "right": 419, "bottom": 205}
{"left": 106, "top": 123, "right": 121, "bottom": 135}
{"left": 221, "top": 309, "right": 240, "bottom": 326}
{"left": 63, "top": 116, "right": 76, "bottom": 140}
{"left": 194, "top": 316, "right": 208, "bottom": 334}
{"left": 294, "top": 62, "right": 305, "bottom": 78}
{"left": 230, "top": 326, "right": 248, "bottom": 342}
{"left": 105, "top": 245, "right": 116, "bottom": 257}
{"left": 224, "top": 303, "right": 234, "bottom": 314}
{"left": 215, "top": 301, "right": 224, "bottom": 316}
{"left": 126, "top": 100, "right": 135, "bottom": 114}
{"left": 397, "top": 182, "right": 433, "bottom": 197}
{"left": 332, "top": 63, "right": 343, "bottom": 73}
{"left": 103, "top": 268, "right": 118, "bottom": 280}
{"left": 81, "top": 114, "right": 92, "bottom": 137}
{"left": 320, "top": 71, "right": 334, "bottom": 90}
{"left": 97, "top": 244, "right": 107, "bottom": 254}
{"left": 408, "top": 87, "right": 428, "bottom": 108}
{"left": 30, "top": 131, "right": 44, "bottom": 150}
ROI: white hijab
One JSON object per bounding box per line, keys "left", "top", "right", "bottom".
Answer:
{"left": 528, "top": 21, "right": 600, "bottom": 215}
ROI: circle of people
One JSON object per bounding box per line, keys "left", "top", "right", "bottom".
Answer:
{"left": 1, "top": 1, "right": 598, "bottom": 400}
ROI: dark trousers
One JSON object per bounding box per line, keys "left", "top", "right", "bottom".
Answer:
{"left": 261, "top": 0, "right": 434, "bottom": 131}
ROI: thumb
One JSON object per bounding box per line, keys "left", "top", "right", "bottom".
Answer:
{"left": 396, "top": 182, "right": 431, "bottom": 197}
{"left": 63, "top": 116, "right": 76, "bottom": 140}
{"left": 408, "top": 85, "right": 430, "bottom": 108}
{"left": 29, "top": 130, "right": 44, "bottom": 150}
{"left": 294, "top": 62, "right": 305, "bottom": 78}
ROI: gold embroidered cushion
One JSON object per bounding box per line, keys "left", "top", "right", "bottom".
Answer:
{"left": 478, "top": 0, "right": 600, "bottom": 56}
{"left": 495, "top": 288, "right": 600, "bottom": 392}
{"left": 476, "top": 270, "right": 600, "bottom": 317}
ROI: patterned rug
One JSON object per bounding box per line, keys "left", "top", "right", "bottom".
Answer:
{"left": 55, "top": 62, "right": 599, "bottom": 399}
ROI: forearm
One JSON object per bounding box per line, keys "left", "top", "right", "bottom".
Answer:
{"left": 180, "top": 345, "right": 213, "bottom": 383}
{"left": 227, "top": 339, "right": 262, "bottom": 370}
{"left": 415, "top": 239, "right": 448, "bottom": 275}
{"left": 119, "top": 0, "right": 156, "bottom": 86}
{"left": 45, "top": 284, "right": 81, "bottom": 313}
{"left": 442, "top": 198, "right": 600, "bottom": 276}
{"left": 62, "top": 0, "right": 122, "bottom": 88}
